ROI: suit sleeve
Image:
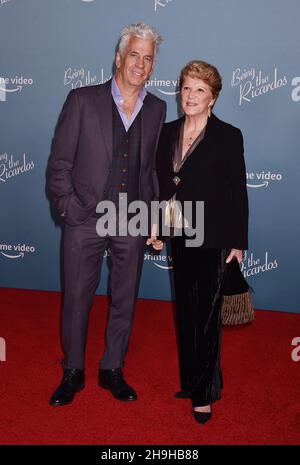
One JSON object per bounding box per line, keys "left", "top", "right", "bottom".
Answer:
{"left": 46, "top": 90, "right": 80, "bottom": 217}
{"left": 228, "top": 129, "right": 249, "bottom": 249}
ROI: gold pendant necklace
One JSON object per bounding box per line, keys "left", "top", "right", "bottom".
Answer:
{"left": 173, "top": 175, "right": 181, "bottom": 186}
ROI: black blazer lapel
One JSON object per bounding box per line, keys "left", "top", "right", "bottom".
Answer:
{"left": 94, "top": 79, "right": 113, "bottom": 163}
{"left": 203, "top": 113, "right": 220, "bottom": 146}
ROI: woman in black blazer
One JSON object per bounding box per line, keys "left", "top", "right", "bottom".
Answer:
{"left": 156, "top": 61, "right": 249, "bottom": 424}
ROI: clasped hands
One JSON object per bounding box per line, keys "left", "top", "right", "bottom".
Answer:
{"left": 146, "top": 224, "right": 164, "bottom": 251}
{"left": 146, "top": 236, "right": 164, "bottom": 251}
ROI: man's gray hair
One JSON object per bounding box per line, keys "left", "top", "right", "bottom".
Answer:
{"left": 118, "top": 23, "right": 162, "bottom": 56}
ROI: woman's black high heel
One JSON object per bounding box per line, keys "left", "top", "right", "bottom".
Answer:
{"left": 192, "top": 406, "right": 212, "bottom": 424}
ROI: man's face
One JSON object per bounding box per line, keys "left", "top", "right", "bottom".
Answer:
{"left": 115, "top": 36, "right": 155, "bottom": 90}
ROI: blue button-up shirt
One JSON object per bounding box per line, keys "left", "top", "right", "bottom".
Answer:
{"left": 111, "top": 76, "right": 147, "bottom": 132}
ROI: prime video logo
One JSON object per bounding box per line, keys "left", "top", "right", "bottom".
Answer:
{"left": 144, "top": 250, "right": 173, "bottom": 270}
{"left": 0, "top": 76, "right": 33, "bottom": 102}
{"left": 0, "top": 242, "right": 36, "bottom": 259}
{"left": 246, "top": 171, "right": 283, "bottom": 188}
{"left": 146, "top": 77, "right": 180, "bottom": 96}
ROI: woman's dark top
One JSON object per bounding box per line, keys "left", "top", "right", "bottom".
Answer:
{"left": 156, "top": 113, "right": 249, "bottom": 249}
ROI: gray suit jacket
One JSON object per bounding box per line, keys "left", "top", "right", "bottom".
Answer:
{"left": 47, "top": 79, "right": 166, "bottom": 226}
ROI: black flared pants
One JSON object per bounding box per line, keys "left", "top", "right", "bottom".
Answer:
{"left": 171, "top": 238, "right": 228, "bottom": 407}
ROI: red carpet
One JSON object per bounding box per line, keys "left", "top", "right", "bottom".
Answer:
{"left": 0, "top": 287, "right": 299, "bottom": 445}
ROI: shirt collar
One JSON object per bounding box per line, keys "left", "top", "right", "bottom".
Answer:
{"left": 111, "top": 76, "right": 147, "bottom": 105}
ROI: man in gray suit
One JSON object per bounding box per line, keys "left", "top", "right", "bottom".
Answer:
{"left": 47, "top": 23, "right": 166, "bottom": 406}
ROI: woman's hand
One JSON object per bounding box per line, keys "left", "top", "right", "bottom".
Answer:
{"left": 146, "top": 223, "right": 164, "bottom": 251}
{"left": 146, "top": 236, "right": 164, "bottom": 251}
{"left": 226, "top": 248, "right": 243, "bottom": 263}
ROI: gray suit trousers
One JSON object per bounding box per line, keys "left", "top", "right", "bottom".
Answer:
{"left": 61, "top": 215, "right": 146, "bottom": 370}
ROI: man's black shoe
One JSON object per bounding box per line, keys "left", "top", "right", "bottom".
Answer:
{"left": 50, "top": 368, "right": 85, "bottom": 406}
{"left": 99, "top": 368, "right": 137, "bottom": 401}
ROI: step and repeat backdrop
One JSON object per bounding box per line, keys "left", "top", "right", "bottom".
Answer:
{"left": 0, "top": 0, "right": 299, "bottom": 312}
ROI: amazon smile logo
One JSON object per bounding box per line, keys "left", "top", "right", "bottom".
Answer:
{"left": 0, "top": 76, "right": 34, "bottom": 102}
{"left": 246, "top": 171, "right": 283, "bottom": 188}
{"left": 0, "top": 243, "right": 36, "bottom": 259}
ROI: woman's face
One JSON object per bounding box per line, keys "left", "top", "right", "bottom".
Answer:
{"left": 181, "top": 75, "right": 215, "bottom": 118}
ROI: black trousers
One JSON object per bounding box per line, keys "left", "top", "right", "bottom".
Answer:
{"left": 171, "top": 238, "right": 228, "bottom": 407}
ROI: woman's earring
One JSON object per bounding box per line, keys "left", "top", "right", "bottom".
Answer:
{"left": 207, "top": 105, "right": 212, "bottom": 118}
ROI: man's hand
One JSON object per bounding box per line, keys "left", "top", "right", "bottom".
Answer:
{"left": 146, "top": 236, "right": 164, "bottom": 251}
{"left": 226, "top": 248, "right": 243, "bottom": 263}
